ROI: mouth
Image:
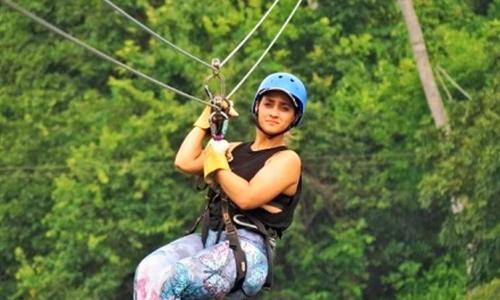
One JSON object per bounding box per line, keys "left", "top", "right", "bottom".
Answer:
{"left": 265, "top": 120, "right": 279, "bottom": 125}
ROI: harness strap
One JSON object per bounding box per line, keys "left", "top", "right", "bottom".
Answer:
{"left": 240, "top": 213, "right": 277, "bottom": 289}
{"left": 193, "top": 194, "right": 210, "bottom": 247}
{"left": 187, "top": 193, "right": 209, "bottom": 236}
{"left": 220, "top": 193, "right": 248, "bottom": 294}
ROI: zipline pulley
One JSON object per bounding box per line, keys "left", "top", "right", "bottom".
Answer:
{"left": 203, "top": 59, "right": 231, "bottom": 140}
{"left": 208, "top": 95, "right": 229, "bottom": 141}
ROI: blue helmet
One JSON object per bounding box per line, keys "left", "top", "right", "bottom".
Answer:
{"left": 252, "top": 72, "right": 308, "bottom": 127}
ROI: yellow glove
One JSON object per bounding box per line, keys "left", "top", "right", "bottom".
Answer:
{"left": 225, "top": 100, "right": 239, "bottom": 117}
{"left": 194, "top": 106, "right": 212, "bottom": 130}
{"left": 203, "top": 139, "right": 230, "bottom": 184}
{"left": 193, "top": 101, "right": 239, "bottom": 130}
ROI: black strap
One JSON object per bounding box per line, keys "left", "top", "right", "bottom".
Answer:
{"left": 220, "top": 193, "right": 248, "bottom": 293}
{"left": 242, "top": 213, "right": 277, "bottom": 289}
{"left": 188, "top": 194, "right": 211, "bottom": 247}
{"left": 187, "top": 201, "right": 207, "bottom": 235}
{"left": 200, "top": 207, "right": 210, "bottom": 247}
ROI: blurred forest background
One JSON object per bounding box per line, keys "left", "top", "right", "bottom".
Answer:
{"left": 1, "top": 0, "right": 498, "bottom": 299}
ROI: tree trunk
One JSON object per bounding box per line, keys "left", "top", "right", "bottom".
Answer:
{"left": 398, "top": 0, "right": 448, "bottom": 128}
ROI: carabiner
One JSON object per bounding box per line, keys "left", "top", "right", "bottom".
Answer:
{"left": 203, "top": 58, "right": 225, "bottom": 99}
{"left": 209, "top": 98, "right": 229, "bottom": 140}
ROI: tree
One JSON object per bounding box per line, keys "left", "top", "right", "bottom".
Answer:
{"left": 399, "top": 0, "right": 448, "bottom": 128}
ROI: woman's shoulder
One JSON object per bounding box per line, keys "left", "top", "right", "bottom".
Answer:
{"left": 280, "top": 149, "right": 301, "bottom": 161}
{"left": 268, "top": 148, "right": 301, "bottom": 166}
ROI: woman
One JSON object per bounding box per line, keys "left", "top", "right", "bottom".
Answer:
{"left": 134, "top": 72, "right": 307, "bottom": 300}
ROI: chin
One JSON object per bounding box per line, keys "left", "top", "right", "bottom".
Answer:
{"left": 260, "top": 128, "right": 285, "bottom": 137}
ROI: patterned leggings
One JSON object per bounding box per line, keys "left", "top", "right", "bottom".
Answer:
{"left": 134, "top": 229, "right": 269, "bottom": 300}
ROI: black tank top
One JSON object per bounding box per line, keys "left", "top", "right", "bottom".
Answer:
{"left": 208, "top": 142, "right": 302, "bottom": 234}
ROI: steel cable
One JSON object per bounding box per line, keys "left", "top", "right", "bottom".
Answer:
{"left": 3, "top": 0, "right": 304, "bottom": 104}
{"left": 219, "top": 0, "right": 280, "bottom": 67}
{"left": 227, "top": 0, "right": 303, "bottom": 99}
{"left": 1, "top": 0, "right": 211, "bottom": 105}
{"left": 103, "top": 0, "right": 215, "bottom": 70}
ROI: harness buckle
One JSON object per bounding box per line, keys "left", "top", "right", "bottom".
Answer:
{"left": 233, "top": 214, "right": 258, "bottom": 231}
{"left": 268, "top": 236, "right": 276, "bottom": 249}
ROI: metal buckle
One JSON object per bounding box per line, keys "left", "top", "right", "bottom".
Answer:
{"left": 232, "top": 214, "right": 258, "bottom": 230}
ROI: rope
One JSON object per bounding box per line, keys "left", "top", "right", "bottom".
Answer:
{"left": 227, "top": 0, "right": 303, "bottom": 99}
{"left": 220, "top": 0, "right": 280, "bottom": 67}
{"left": 103, "top": 0, "right": 215, "bottom": 70}
{"left": 1, "top": 0, "right": 212, "bottom": 106}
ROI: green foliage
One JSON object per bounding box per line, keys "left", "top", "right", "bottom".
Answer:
{"left": 1, "top": 0, "right": 498, "bottom": 299}
{"left": 418, "top": 76, "right": 500, "bottom": 287}
{"left": 384, "top": 255, "right": 467, "bottom": 300}
{"left": 467, "top": 277, "right": 500, "bottom": 300}
{"left": 266, "top": 219, "right": 372, "bottom": 300}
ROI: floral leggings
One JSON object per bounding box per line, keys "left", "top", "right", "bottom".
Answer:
{"left": 134, "top": 229, "right": 269, "bottom": 300}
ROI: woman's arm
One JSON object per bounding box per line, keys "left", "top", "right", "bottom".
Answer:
{"left": 175, "top": 129, "right": 240, "bottom": 175}
{"left": 174, "top": 127, "right": 207, "bottom": 174}
{"left": 215, "top": 150, "right": 301, "bottom": 210}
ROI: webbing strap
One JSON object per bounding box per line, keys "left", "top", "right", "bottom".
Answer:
{"left": 221, "top": 193, "right": 248, "bottom": 293}
{"left": 188, "top": 193, "right": 210, "bottom": 236}
{"left": 189, "top": 193, "right": 211, "bottom": 247}
{"left": 243, "top": 213, "right": 276, "bottom": 289}
{"left": 200, "top": 208, "right": 210, "bottom": 247}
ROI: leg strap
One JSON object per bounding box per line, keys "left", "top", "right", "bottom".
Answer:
{"left": 220, "top": 193, "right": 248, "bottom": 294}
{"left": 243, "top": 213, "right": 277, "bottom": 289}
{"left": 188, "top": 193, "right": 211, "bottom": 247}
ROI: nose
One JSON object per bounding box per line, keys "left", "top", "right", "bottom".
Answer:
{"left": 269, "top": 105, "right": 279, "bottom": 117}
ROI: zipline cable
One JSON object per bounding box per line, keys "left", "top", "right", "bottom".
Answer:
{"left": 1, "top": 0, "right": 212, "bottom": 106}
{"left": 105, "top": 0, "right": 281, "bottom": 70}
{"left": 103, "top": 0, "right": 215, "bottom": 70}
{"left": 219, "top": 0, "right": 280, "bottom": 67}
{"left": 227, "top": 0, "right": 303, "bottom": 99}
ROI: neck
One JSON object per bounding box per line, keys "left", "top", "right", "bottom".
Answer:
{"left": 252, "top": 128, "right": 286, "bottom": 150}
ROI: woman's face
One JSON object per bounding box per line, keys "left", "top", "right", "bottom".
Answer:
{"left": 256, "top": 90, "right": 297, "bottom": 134}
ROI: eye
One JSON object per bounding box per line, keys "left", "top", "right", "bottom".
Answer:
{"left": 262, "top": 101, "right": 273, "bottom": 107}
{"left": 280, "top": 103, "right": 293, "bottom": 112}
